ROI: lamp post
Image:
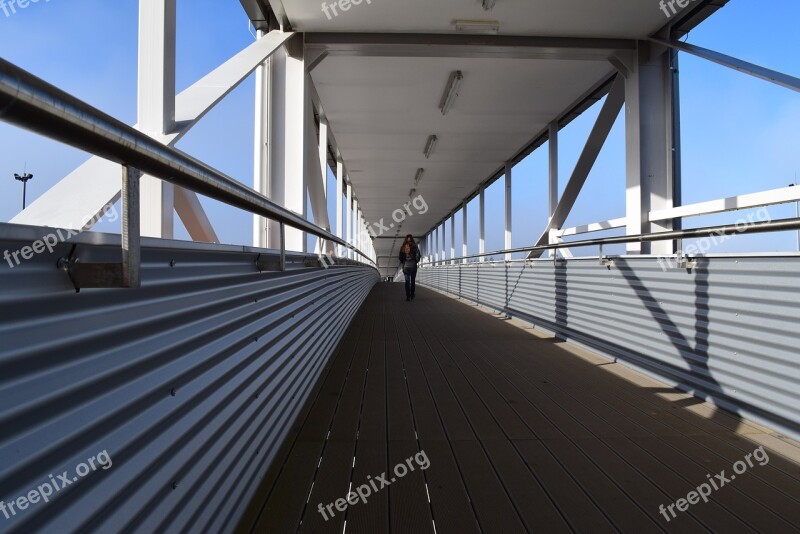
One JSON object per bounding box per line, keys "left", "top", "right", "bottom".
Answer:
{"left": 14, "top": 172, "right": 33, "bottom": 210}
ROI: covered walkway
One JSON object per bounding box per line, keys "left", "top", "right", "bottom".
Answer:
{"left": 243, "top": 284, "right": 800, "bottom": 533}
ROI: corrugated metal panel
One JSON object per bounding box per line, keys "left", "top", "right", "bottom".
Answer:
{"left": 420, "top": 256, "right": 800, "bottom": 440}
{"left": 0, "top": 237, "right": 378, "bottom": 533}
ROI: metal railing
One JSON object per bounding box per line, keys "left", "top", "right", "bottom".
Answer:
{"left": 422, "top": 217, "right": 800, "bottom": 267}
{"left": 0, "top": 58, "right": 376, "bottom": 288}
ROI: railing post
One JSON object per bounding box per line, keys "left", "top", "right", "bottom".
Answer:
{"left": 122, "top": 166, "right": 142, "bottom": 288}
{"left": 280, "top": 222, "right": 286, "bottom": 272}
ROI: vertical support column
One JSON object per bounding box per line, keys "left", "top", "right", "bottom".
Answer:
{"left": 138, "top": 0, "right": 176, "bottom": 239}
{"left": 440, "top": 223, "right": 445, "bottom": 265}
{"left": 670, "top": 50, "right": 683, "bottom": 232}
{"left": 336, "top": 158, "right": 344, "bottom": 256}
{"left": 353, "top": 198, "right": 360, "bottom": 258}
{"left": 505, "top": 162, "right": 512, "bottom": 261}
{"left": 479, "top": 185, "right": 486, "bottom": 262}
{"left": 450, "top": 212, "right": 455, "bottom": 264}
{"left": 548, "top": 122, "right": 559, "bottom": 257}
{"left": 268, "top": 38, "right": 306, "bottom": 252}
{"left": 253, "top": 29, "right": 271, "bottom": 248}
{"left": 462, "top": 204, "right": 468, "bottom": 263}
{"left": 623, "top": 41, "right": 676, "bottom": 254}
{"left": 319, "top": 117, "right": 328, "bottom": 198}
{"left": 346, "top": 183, "right": 353, "bottom": 259}
{"left": 433, "top": 227, "right": 439, "bottom": 263}
{"left": 360, "top": 209, "right": 364, "bottom": 259}
{"left": 315, "top": 115, "right": 329, "bottom": 255}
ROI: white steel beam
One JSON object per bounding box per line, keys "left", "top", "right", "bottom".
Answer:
{"left": 433, "top": 227, "right": 438, "bottom": 263}
{"left": 505, "top": 162, "right": 512, "bottom": 260}
{"left": 441, "top": 223, "right": 446, "bottom": 263}
{"left": 173, "top": 188, "right": 217, "bottom": 244}
{"left": 14, "top": 30, "right": 293, "bottom": 241}
{"left": 305, "top": 105, "right": 333, "bottom": 253}
{"left": 450, "top": 212, "right": 455, "bottom": 264}
{"left": 462, "top": 204, "right": 468, "bottom": 263}
{"left": 479, "top": 185, "right": 486, "bottom": 262}
{"left": 336, "top": 158, "right": 344, "bottom": 256}
{"left": 650, "top": 186, "right": 800, "bottom": 222}
{"left": 346, "top": 183, "right": 353, "bottom": 259}
{"left": 548, "top": 122, "right": 559, "bottom": 257}
{"left": 353, "top": 198, "right": 360, "bottom": 257}
{"left": 304, "top": 33, "right": 635, "bottom": 65}
{"left": 268, "top": 41, "right": 307, "bottom": 252}
{"left": 138, "top": 0, "right": 176, "bottom": 239}
{"left": 527, "top": 74, "right": 625, "bottom": 258}
{"left": 557, "top": 217, "right": 628, "bottom": 237}
{"left": 253, "top": 30, "right": 271, "bottom": 248}
{"left": 622, "top": 43, "right": 677, "bottom": 254}
{"left": 649, "top": 37, "right": 800, "bottom": 94}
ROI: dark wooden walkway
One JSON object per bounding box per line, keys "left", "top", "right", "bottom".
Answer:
{"left": 242, "top": 283, "right": 800, "bottom": 533}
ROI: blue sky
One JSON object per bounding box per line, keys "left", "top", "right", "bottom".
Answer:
{"left": 1, "top": 0, "right": 798, "bottom": 256}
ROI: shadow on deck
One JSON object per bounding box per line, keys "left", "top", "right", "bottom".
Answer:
{"left": 240, "top": 283, "right": 800, "bottom": 533}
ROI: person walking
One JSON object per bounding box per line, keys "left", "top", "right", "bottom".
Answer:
{"left": 399, "top": 234, "right": 421, "bottom": 301}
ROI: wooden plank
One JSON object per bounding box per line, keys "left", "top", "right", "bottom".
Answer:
{"left": 250, "top": 285, "right": 800, "bottom": 533}
{"left": 385, "top": 299, "right": 435, "bottom": 533}
{"left": 250, "top": 302, "right": 371, "bottom": 533}
{"left": 299, "top": 311, "right": 376, "bottom": 534}
{"left": 496, "top": 333, "right": 798, "bottom": 530}
{"left": 347, "top": 298, "right": 389, "bottom": 533}
{"left": 396, "top": 309, "right": 481, "bottom": 533}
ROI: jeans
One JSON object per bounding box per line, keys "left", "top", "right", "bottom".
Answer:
{"left": 403, "top": 267, "right": 417, "bottom": 298}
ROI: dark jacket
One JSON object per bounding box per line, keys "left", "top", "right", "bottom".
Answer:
{"left": 399, "top": 244, "right": 421, "bottom": 270}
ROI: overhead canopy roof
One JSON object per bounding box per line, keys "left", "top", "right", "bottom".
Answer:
{"left": 245, "top": 0, "right": 722, "bottom": 268}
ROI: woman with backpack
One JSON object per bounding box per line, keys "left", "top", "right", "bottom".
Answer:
{"left": 398, "top": 234, "right": 421, "bottom": 301}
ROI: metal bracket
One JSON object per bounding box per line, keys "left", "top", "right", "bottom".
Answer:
{"left": 256, "top": 253, "right": 283, "bottom": 272}
{"left": 673, "top": 239, "right": 696, "bottom": 270}
{"left": 598, "top": 244, "right": 614, "bottom": 267}
{"left": 552, "top": 251, "right": 567, "bottom": 268}
{"left": 64, "top": 166, "right": 142, "bottom": 290}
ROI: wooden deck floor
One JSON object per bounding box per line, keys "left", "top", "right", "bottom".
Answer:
{"left": 243, "top": 283, "right": 800, "bottom": 533}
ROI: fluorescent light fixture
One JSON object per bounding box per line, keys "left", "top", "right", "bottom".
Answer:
{"left": 454, "top": 19, "right": 500, "bottom": 34}
{"left": 482, "top": 0, "right": 497, "bottom": 11}
{"left": 439, "top": 71, "right": 463, "bottom": 116}
{"left": 424, "top": 135, "right": 438, "bottom": 159}
{"left": 414, "top": 168, "right": 425, "bottom": 186}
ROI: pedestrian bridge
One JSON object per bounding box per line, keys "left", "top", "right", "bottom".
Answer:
{"left": 1, "top": 0, "right": 799, "bottom": 533}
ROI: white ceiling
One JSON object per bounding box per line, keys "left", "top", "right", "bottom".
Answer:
{"left": 279, "top": 0, "right": 688, "bottom": 265}
{"left": 284, "top": 0, "right": 675, "bottom": 38}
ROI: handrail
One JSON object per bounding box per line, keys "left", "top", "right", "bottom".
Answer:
{"left": 422, "top": 217, "right": 800, "bottom": 266}
{"left": 0, "top": 58, "right": 375, "bottom": 267}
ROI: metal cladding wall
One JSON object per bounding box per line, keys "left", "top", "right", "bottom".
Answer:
{"left": 419, "top": 256, "right": 800, "bottom": 440}
{"left": 0, "top": 235, "right": 378, "bottom": 533}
